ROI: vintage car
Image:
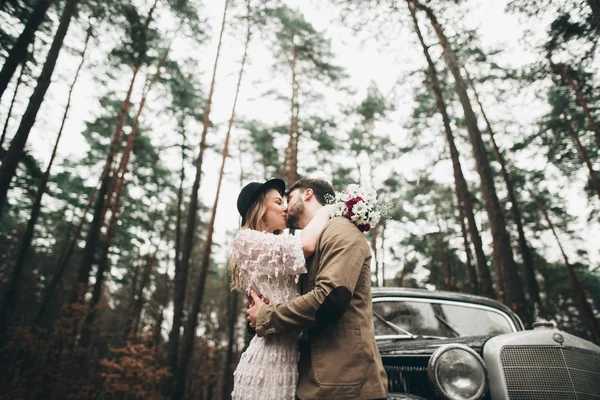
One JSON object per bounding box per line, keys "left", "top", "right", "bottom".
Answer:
{"left": 372, "top": 287, "right": 600, "bottom": 400}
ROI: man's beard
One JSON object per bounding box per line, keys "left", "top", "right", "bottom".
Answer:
{"left": 286, "top": 200, "right": 304, "bottom": 229}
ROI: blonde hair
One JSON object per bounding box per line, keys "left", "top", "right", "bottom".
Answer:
{"left": 229, "top": 190, "right": 282, "bottom": 291}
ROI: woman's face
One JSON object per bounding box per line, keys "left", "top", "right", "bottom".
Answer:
{"left": 262, "top": 189, "right": 287, "bottom": 232}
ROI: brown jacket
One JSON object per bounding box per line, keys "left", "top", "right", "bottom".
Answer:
{"left": 256, "top": 217, "right": 388, "bottom": 399}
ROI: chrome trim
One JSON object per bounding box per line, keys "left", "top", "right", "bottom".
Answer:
{"left": 376, "top": 334, "right": 447, "bottom": 341}
{"left": 427, "top": 344, "right": 488, "bottom": 400}
{"left": 483, "top": 329, "right": 600, "bottom": 400}
{"left": 372, "top": 287, "right": 523, "bottom": 326}
{"left": 372, "top": 296, "right": 519, "bottom": 340}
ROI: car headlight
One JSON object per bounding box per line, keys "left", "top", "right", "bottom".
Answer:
{"left": 427, "top": 344, "right": 488, "bottom": 400}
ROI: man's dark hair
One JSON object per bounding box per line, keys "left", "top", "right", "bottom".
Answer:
{"left": 287, "top": 178, "right": 334, "bottom": 206}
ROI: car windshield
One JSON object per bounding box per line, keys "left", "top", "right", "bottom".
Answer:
{"left": 373, "top": 298, "right": 516, "bottom": 338}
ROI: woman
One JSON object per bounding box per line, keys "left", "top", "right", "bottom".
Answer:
{"left": 230, "top": 178, "right": 330, "bottom": 400}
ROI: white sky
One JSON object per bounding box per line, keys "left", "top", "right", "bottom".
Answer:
{"left": 1, "top": 0, "right": 598, "bottom": 285}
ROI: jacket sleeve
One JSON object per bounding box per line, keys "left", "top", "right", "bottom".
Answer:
{"left": 255, "top": 218, "right": 367, "bottom": 337}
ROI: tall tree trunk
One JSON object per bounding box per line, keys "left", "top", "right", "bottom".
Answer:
{"left": 567, "top": 117, "right": 600, "bottom": 201}
{"left": 465, "top": 69, "right": 542, "bottom": 313}
{"left": 103, "top": 44, "right": 172, "bottom": 233}
{"left": 0, "top": 25, "right": 91, "bottom": 333}
{"left": 168, "top": 129, "right": 187, "bottom": 376}
{"left": 285, "top": 47, "right": 299, "bottom": 185}
{"left": 0, "top": 0, "right": 81, "bottom": 216}
{"left": 0, "top": 63, "right": 26, "bottom": 150}
{"left": 407, "top": 0, "right": 492, "bottom": 298}
{"left": 154, "top": 244, "right": 174, "bottom": 353}
{"left": 221, "top": 283, "right": 239, "bottom": 400}
{"left": 412, "top": 0, "right": 528, "bottom": 323}
{"left": 126, "top": 220, "right": 170, "bottom": 338}
{"left": 68, "top": 64, "right": 140, "bottom": 307}
{"left": 559, "top": 64, "right": 600, "bottom": 150}
{"left": 77, "top": 239, "right": 111, "bottom": 351}
{"left": 130, "top": 254, "right": 155, "bottom": 336}
{"left": 397, "top": 250, "right": 407, "bottom": 287}
{"left": 69, "top": 0, "right": 157, "bottom": 309}
{"left": 172, "top": 1, "right": 230, "bottom": 399}
{"left": 0, "top": 0, "right": 53, "bottom": 100}
{"left": 281, "top": 144, "right": 289, "bottom": 181}
{"left": 127, "top": 258, "right": 143, "bottom": 334}
{"left": 237, "top": 142, "right": 255, "bottom": 353}
{"left": 174, "top": 0, "right": 243, "bottom": 399}
{"left": 153, "top": 303, "right": 165, "bottom": 354}
{"left": 79, "top": 200, "right": 146, "bottom": 350}
{"left": 371, "top": 226, "right": 379, "bottom": 286}
{"left": 34, "top": 183, "right": 98, "bottom": 325}
{"left": 85, "top": 48, "right": 171, "bottom": 333}
{"left": 435, "top": 213, "right": 452, "bottom": 290}
{"left": 380, "top": 222, "right": 387, "bottom": 287}
{"left": 457, "top": 204, "right": 477, "bottom": 294}
{"left": 589, "top": 0, "right": 600, "bottom": 32}
{"left": 535, "top": 197, "right": 600, "bottom": 344}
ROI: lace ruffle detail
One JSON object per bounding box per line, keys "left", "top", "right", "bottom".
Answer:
{"left": 231, "top": 230, "right": 306, "bottom": 293}
{"left": 231, "top": 335, "right": 299, "bottom": 400}
{"left": 230, "top": 230, "right": 305, "bottom": 399}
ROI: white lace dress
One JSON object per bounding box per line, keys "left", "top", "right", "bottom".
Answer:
{"left": 230, "top": 229, "right": 306, "bottom": 400}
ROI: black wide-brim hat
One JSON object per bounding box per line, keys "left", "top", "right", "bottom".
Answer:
{"left": 237, "top": 178, "right": 286, "bottom": 226}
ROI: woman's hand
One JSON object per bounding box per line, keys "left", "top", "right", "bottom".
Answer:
{"left": 246, "top": 291, "right": 265, "bottom": 328}
{"left": 246, "top": 290, "right": 270, "bottom": 307}
{"left": 316, "top": 205, "right": 332, "bottom": 219}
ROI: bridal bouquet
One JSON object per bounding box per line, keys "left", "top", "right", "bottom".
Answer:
{"left": 326, "top": 184, "right": 391, "bottom": 232}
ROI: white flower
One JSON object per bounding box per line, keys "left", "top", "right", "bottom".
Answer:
{"left": 329, "top": 184, "right": 392, "bottom": 232}
{"left": 352, "top": 200, "right": 367, "bottom": 215}
{"left": 351, "top": 213, "right": 366, "bottom": 225}
{"left": 330, "top": 203, "right": 346, "bottom": 217}
{"left": 365, "top": 187, "right": 377, "bottom": 202}
{"left": 370, "top": 210, "right": 381, "bottom": 224}
{"left": 346, "top": 184, "right": 360, "bottom": 196}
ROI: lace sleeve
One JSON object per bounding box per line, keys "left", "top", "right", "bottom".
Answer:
{"left": 231, "top": 229, "right": 307, "bottom": 280}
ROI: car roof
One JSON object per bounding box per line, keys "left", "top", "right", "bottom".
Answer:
{"left": 371, "top": 287, "right": 524, "bottom": 330}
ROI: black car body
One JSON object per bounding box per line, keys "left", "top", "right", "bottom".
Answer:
{"left": 372, "top": 287, "right": 600, "bottom": 400}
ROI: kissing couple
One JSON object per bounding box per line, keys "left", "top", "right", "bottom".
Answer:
{"left": 229, "top": 178, "right": 388, "bottom": 400}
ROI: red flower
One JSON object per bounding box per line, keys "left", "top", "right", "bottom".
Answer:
{"left": 345, "top": 196, "right": 363, "bottom": 209}
{"left": 344, "top": 196, "right": 363, "bottom": 218}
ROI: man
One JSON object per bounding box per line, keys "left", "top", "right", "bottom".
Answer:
{"left": 246, "top": 178, "right": 388, "bottom": 400}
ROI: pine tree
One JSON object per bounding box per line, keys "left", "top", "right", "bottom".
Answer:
{"left": 0, "top": 0, "right": 53, "bottom": 101}
{"left": 411, "top": 0, "right": 531, "bottom": 324}
{"left": 173, "top": 0, "right": 231, "bottom": 397}
{"left": 535, "top": 195, "right": 600, "bottom": 343}
{"left": 407, "top": 0, "right": 493, "bottom": 297}
{"left": 0, "top": 0, "right": 82, "bottom": 216}
{"left": 176, "top": 0, "right": 250, "bottom": 396}
{"left": 0, "top": 24, "right": 92, "bottom": 334}
{"left": 262, "top": 5, "right": 344, "bottom": 184}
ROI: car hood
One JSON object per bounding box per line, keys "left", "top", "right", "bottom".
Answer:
{"left": 377, "top": 335, "right": 491, "bottom": 356}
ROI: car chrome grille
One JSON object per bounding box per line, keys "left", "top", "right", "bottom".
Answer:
{"left": 382, "top": 356, "right": 437, "bottom": 398}
{"left": 384, "top": 364, "right": 428, "bottom": 393}
{"left": 500, "top": 346, "right": 600, "bottom": 400}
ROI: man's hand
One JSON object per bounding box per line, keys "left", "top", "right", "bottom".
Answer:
{"left": 245, "top": 291, "right": 265, "bottom": 328}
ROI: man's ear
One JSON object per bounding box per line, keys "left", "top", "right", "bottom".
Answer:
{"left": 303, "top": 188, "right": 314, "bottom": 201}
